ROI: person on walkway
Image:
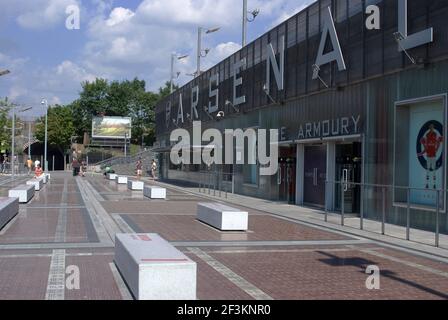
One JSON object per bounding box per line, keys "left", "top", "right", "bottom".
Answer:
{"left": 136, "top": 158, "right": 143, "bottom": 179}
{"left": 34, "top": 164, "right": 43, "bottom": 179}
{"left": 2, "top": 156, "right": 8, "bottom": 174}
{"left": 27, "top": 158, "right": 33, "bottom": 175}
{"left": 72, "top": 158, "right": 80, "bottom": 177}
{"left": 79, "top": 160, "right": 87, "bottom": 177}
{"left": 151, "top": 159, "right": 157, "bottom": 180}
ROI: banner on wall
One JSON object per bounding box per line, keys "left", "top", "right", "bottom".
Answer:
{"left": 409, "top": 102, "right": 444, "bottom": 207}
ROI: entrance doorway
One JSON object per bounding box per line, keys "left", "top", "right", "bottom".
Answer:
{"left": 278, "top": 146, "right": 297, "bottom": 204}
{"left": 335, "top": 142, "right": 362, "bottom": 215}
{"left": 303, "top": 145, "right": 327, "bottom": 208}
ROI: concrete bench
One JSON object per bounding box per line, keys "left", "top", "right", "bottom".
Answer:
{"left": 8, "top": 185, "right": 35, "bottom": 203}
{"left": 128, "top": 180, "right": 144, "bottom": 191}
{"left": 0, "top": 197, "right": 19, "bottom": 230}
{"left": 114, "top": 233, "right": 197, "bottom": 300}
{"left": 197, "top": 203, "right": 249, "bottom": 231}
{"left": 108, "top": 173, "right": 118, "bottom": 181}
{"left": 116, "top": 176, "right": 128, "bottom": 184}
{"left": 144, "top": 186, "right": 167, "bottom": 200}
{"left": 26, "top": 178, "right": 44, "bottom": 191}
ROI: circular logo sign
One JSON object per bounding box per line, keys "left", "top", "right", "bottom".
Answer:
{"left": 416, "top": 120, "right": 444, "bottom": 171}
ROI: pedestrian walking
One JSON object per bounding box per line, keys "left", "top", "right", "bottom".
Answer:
{"left": 151, "top": 159, "right": 157, "bottom": 180}
{"left": 27, "top": 158, "right": 33, "bottom": 175}
{"left": 72, "top": 158, "right": 80, "bottom": 177}
{"left": 136, "top": 158, "right": 143, "bottom": 179}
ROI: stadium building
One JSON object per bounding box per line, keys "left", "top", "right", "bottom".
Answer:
{"left": 155, "top": 0, "right": 448, "bottom": 233}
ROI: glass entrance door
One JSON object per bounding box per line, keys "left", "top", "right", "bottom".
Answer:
{"left": 335, "top": 142, "right": 362, "bottom": 215}
{"left": 304, "top": 145, "right": 327, "bottom": 208}
{"left": 278, "top": 146, "right": 297, "bottom": 204}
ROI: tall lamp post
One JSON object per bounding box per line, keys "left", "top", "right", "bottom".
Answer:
{"left": 170, "top": 53, "right": 189, "bottom": 93}
{"left": 8, "top": 106, "right": 31, "bottom": 178}
{"left": 242, "top": 0, "right": 260, "bottom": 47}
{"left": 196, "top": 27, "right": 220, "bottom": 77}
{"left": 41, "top": 98, "right": 49, "bottom": 172}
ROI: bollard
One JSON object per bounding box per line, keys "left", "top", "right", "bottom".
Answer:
{"left": 360, "top": 184, "right": 364, "bottom": 230}
{"left": 382, "top": 187, "right": 386, "bottom": 235}
{"left": 341, "top": 183, "right": 345, "bottom": 226}
{"left": 406, "top": 188, "right": 411, "bottom": 241}
{"left": 435, "top": 190, "right": 440, "bottom": 248}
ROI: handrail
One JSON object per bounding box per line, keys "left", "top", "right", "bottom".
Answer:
{"left": 92, "top": 149, "right": 154, "bottom": 167}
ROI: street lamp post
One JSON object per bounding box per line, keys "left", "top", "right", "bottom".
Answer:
{"left": 28, "top": 121, "right": 32, "bottom": 159}
{"left": 196, "top": 27, "right": 220, "bottom": 77}
{"left": 9, "top": 106, "right": 31, "bottom": 178}
{"left": 41, "top": 99, "right": 49, "bottom": 172}
{"left": 170, "top": 53, "right": 189, "bottom": 93}
{"left": 242, "top": 0, "right": 260, "bottom": 47}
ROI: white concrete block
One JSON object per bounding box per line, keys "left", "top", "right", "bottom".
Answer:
{"left": 116, "top": 176, "right": 128, "bottom": 184}
{"left": 197, "top": 203, "right": 248, "bottom": 231}
{"left": 127, "top": 180, "right": 144, "bottom": 191}
{"left": 0, "top": 197, "right": 19, "bottom": 230}
{"left": 114, "top": 233, "right": 197, "bottom": 300}
{"left": 144, "top": 186, "right": 166, "bottom": 200}
{"left": 8, "top": 185, "right": 35, "bottom": 203}
{"left": 108, "top": 173, "right": 118, "bottom": 181}
{"left": 26, "top": 178, "right": 44, "bottom": 191}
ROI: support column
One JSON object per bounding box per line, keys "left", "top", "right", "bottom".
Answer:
{"left": 296, "top": 144, "right": 305, "bottom": 205}
{"left": 326, "top": 141, "right": 336, "bottom": 211}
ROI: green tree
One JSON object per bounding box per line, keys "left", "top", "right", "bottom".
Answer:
{"left": 0, "top": 98, "right": 13, "bottom": 154}
{"left": 35, "top": 105, "right": 75, "bottom": 158}
{"left": 71, "top": 78, "right": 109, "bottom": 139}
{"left": 70, "top": 77, "right": 167, "bottom": 147}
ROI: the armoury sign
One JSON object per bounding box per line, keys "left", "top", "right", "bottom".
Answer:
{"left": 297, "top": 115, "right": 362, "bottom": 141}
{"left": 166, "top": 0, "right": 434, "bottom": 128}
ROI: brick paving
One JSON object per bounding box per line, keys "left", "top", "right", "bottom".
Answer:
{"left": 0, "top": 172, "right": 446, "bottom": 300}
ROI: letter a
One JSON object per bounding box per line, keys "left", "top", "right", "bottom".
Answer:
{"left": 365, "top": 265, "right": 380, "bottom": 290}
{"left": 66, "top": 5, "right": 80, "bottom": 30}
{"left": 365, "top": 5, "right": 380, "bottom": 30}
{"left": 313, "top": 7, "right": 346, "bottom": 79}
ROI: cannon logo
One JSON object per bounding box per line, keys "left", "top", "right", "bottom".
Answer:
{"left": 416, "top": 120, "right": 444, "bottom": 190}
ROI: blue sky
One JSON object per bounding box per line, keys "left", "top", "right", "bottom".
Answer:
{"left": 0, "top": 0, "right": 312, "bottom": 118}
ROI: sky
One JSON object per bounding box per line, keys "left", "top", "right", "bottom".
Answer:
{"left": 0, "top": 0, "right": 313, "bottom": 119}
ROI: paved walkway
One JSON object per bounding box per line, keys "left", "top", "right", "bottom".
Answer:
{"left": 0, "top": 172, "right": 447, "bottom": 300}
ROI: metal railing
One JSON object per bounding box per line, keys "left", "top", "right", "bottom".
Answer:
{"left": 198, "top": 170, "right": 235, "bottom": 199}
{"left": 92, "top": 150, "right": 154, "bottom": 169}
{"left": 325, "top": 181, "right": 446, "bottom": 248}
{"left": 0, "top": 163, "right": 30, "bottom": 175}
{"left": 197, "top": 172, "right": 446, "bottom": 248}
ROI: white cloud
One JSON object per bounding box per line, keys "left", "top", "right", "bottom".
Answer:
{"left": 0, "top": 0, "right": 314, "bottom": 105}
{"left": 11, "top": 0, "right": 80, "bottom": 30}
{"left": 56, "top": 60, "right": 97, "bottom": 83}
{"left": 106, "top": 7, "right": 135, "bottom": 27}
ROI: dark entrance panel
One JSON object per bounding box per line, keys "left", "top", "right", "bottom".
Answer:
{"left": 278, "top": 146, "right": 297, "bottom": 204}
{"left": 335, "top": 142, "right": 362, "bottom": 215}
{"left": 303, "top": 145, "right": 327, "bottom": 208}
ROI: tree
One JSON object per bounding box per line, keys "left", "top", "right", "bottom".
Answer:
{"left": 158, "top": 81, "right": 178, "bottom": 99}
{"left": 35, "top": 105, "right": 75, "bottom": 158}
{"left": 71, "top": 78, "right": 109, "bottom": 139}
{"left": 70, "top": 77, "right": 166, "bottom": 147}
{"left": 0, "top": 98, "right": 14, "bottom": 154}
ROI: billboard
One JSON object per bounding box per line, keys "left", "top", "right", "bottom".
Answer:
{"left": 408, "top": 102, "right": 444, "bottom": 207}
{"left": 92, "top": 117, "right": 132, "bottom": 139}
